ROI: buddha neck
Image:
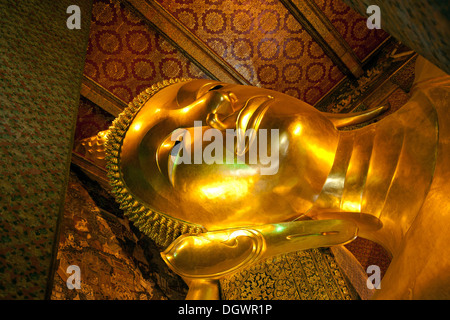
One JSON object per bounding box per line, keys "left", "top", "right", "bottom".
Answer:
{"left": 311, "top": 94, "right": 439, "bottom": 255}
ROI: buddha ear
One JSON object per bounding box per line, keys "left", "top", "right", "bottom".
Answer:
{"left": 322, "top": 103, "right": 390, "bottom": 128}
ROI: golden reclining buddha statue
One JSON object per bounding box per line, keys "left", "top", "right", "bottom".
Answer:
{"left": 84, "top": 57, "right": 450, "bottom": 299}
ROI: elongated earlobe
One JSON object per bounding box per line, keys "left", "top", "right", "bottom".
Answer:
{"left": 323, "top": 103, "right": 390, "bottom": 128}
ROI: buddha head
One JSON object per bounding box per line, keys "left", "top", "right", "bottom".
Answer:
{"left": 105, "top": 78, "right": 381, "bottom": 247}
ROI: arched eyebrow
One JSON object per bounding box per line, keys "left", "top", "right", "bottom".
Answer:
{"left": 192, "top": 81, "right": 225, "bottom": 101}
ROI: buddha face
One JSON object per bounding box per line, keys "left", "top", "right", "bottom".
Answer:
{"left": 119, "top": 79, "right": 339, "bottom": 231}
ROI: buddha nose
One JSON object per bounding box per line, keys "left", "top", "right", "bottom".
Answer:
{"left": 206, "top": 110, "right": 240, "bottom": 130}
{"left": 204, "top": 90, "right": 240, "bottom": 130}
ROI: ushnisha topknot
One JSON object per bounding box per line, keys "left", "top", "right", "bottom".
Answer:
{"left": 104, "top": 78, "right": 206, "bottom": 248}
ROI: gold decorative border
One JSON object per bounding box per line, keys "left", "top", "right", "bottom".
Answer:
{"left": 104, "top": 78, "right": 206, "bottom": 248}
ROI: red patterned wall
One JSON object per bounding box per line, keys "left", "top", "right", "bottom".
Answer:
{"left": 83, "top": 0, "right": 209, "bottom": 103}
{"left": 83, "top": 0, "right": 390, "bottom": 107}
{"left": 313, "top": 0, "right": 389, "bottom": 61}
{"left": 157, "top": 0, "right": 345, "bottom": 104}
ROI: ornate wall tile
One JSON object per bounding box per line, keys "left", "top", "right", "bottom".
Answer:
{"left": 313, "top": 0, "right": 389, "bottom": 61}
{"left": 157, "top": 0, "right": 345, "bottom": 104}
{"left": 220, "top": 248, "right": 359, "bottom": 300}
{"left": 84, "top": 0, "right": 209, "bottom": 103}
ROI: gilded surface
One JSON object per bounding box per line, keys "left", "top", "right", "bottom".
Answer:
{"left": 105, "top": 78, "right": 206, "bottom": 249}
{"left": 161, "top": 219, "right": 358, "bottom": 280}
{"left": 102, "top": 78, "right": 386, "bottom": 299}
{"left": 107, "top": 78, "right": 386, "bottom": 235}
{"left": 103, "top": 57, "right": 450, "bottom": 299}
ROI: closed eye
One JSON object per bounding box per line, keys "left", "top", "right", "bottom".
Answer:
{"left": 208, "top": 84, "right": 224, "bottom": 91}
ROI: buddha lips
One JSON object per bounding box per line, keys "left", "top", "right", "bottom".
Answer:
{"left": 170, "top": 121, "right": 280, "bottom": 176}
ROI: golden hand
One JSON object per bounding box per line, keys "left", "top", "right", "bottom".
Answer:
{"left": 161, "top": 218, "right": 358, "bottom": 299}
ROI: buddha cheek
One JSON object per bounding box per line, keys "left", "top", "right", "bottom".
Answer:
{"left": 169, "top": 162, "right": 258, "bottom": 228}
{"left": 171, "top": 151, "right": 304, "bottom": 229}
{"left": 172, "top": 161, "right": 260, "bottom": 205}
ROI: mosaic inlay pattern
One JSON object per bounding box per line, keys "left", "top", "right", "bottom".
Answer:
{"left": 220, "top": 247, "right": 360, "bottom": 300}
{"left": 0, "top": 0, "right": 92, "bottom": 299}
